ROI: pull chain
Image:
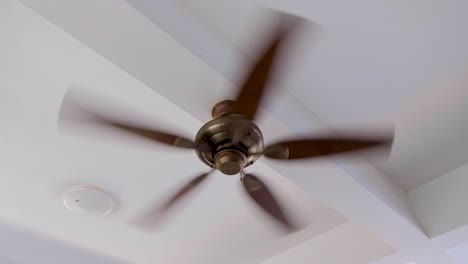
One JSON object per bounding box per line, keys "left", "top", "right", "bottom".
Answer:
{"left": 240, "top": 170, "right": 245, "bottom": 181}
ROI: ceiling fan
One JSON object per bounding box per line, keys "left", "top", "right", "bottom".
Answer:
{"left": 58, "top": 12, "right": 392, "bottom": 233}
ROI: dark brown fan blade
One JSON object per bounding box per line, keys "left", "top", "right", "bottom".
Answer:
{"left": 232, "top": 17, "right": 298, "bottom": 120}
{"left": 134, "top": 171, "right": 211, "bottom": 230}
{"left": 242, "top": 174, "right": 295, "bottom": 232}
{"left": 263, "top": 136, "right": 392, "bottom": 160}
{"left": 58, "top": 90, "right": 196, "bottom": 149}
{"left": 106, "top": 122, "right": 196, "bottom": 148}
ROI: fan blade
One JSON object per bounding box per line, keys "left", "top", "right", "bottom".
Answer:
{"left": 232, "top": 17, "right": 299, "bottom": 120}
{"left": 105, "top": 122, "right": 196, "bottom": 148}
{"left": 263, "top": 136, "right": 392, "bottom": 160}
{"left": 242, "top": 174, "right": 295, "bottom": 231}
{"left": 134, "top": 171, "right": 212, "bottom": 230}
{"left": 59, "top": 89, "right": 196, "bottom": 149}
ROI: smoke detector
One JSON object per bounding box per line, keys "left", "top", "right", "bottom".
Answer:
{"left": 63, "top": 186, "right": 114, "bottom": 216}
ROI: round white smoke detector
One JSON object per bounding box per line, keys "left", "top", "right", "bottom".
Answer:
{"left": 63, "top": 186, "right": 114, "bottom": 216}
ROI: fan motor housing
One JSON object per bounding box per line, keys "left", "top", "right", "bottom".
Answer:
{"left": 195, "top": 115, "right": 264, "bottom": 175}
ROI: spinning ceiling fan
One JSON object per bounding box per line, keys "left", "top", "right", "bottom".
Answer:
{"left": 59, "top": 13, "right": 392, "bottom": 233}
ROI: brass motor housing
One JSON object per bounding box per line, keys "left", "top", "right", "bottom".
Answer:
{"left": 195, "top": 114, "right": 264, "bottom": 175}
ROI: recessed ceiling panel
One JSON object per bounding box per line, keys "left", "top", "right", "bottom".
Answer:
{"left": 0, "top": 1, "right": 349, "bottom": 263}
{"left": 260, "top": 222, "right": 395, "bottom": 264}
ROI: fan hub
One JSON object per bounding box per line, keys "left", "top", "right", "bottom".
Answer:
{"left": 215, "top": 150, "right": 246, "bottom": 175}
{"left": 195, "top": 115, "right": 264, "bottom": 175}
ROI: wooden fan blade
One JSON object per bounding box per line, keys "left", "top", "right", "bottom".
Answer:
{"left": 263, "top": 135, "right": 392, "bottom": 160}
{"left": 242, "top": 174, "right": 295, "bottom": 232}
{"left": 232, "top": 16, "right": 299, "bottom": 120}
{"left": 134, "top": 171, "right": 212, "bottom": 230}
{"left": 59, "top": 89, "right": 196, "bottom": 149}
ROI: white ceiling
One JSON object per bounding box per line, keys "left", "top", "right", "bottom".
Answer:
{"left": 0, "top": 1, "right": 387, "bottom": 263}
{"left": 2, "top": 0, "right": 468, "bottom": 263}
{"left": 127, "top": 0, "right": 468, "bottom": 190}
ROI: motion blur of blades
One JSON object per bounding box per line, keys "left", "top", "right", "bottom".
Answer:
{"left": 232, "top": 14, "right": 303, "bottom": 121}
{"left": 263, "top": 133, "right": 393, "bottom": 160}
{"left": 58, "top": 87, "right": 196, "bottom": 149}
{"left": 106, "top": 123, "right": 196, "bottom": 148}
{"left": 242, "top": 174, "right": 296, "bottom": 232}
{"left": 134, "top": 171, "right": 212, "bottom": 231}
